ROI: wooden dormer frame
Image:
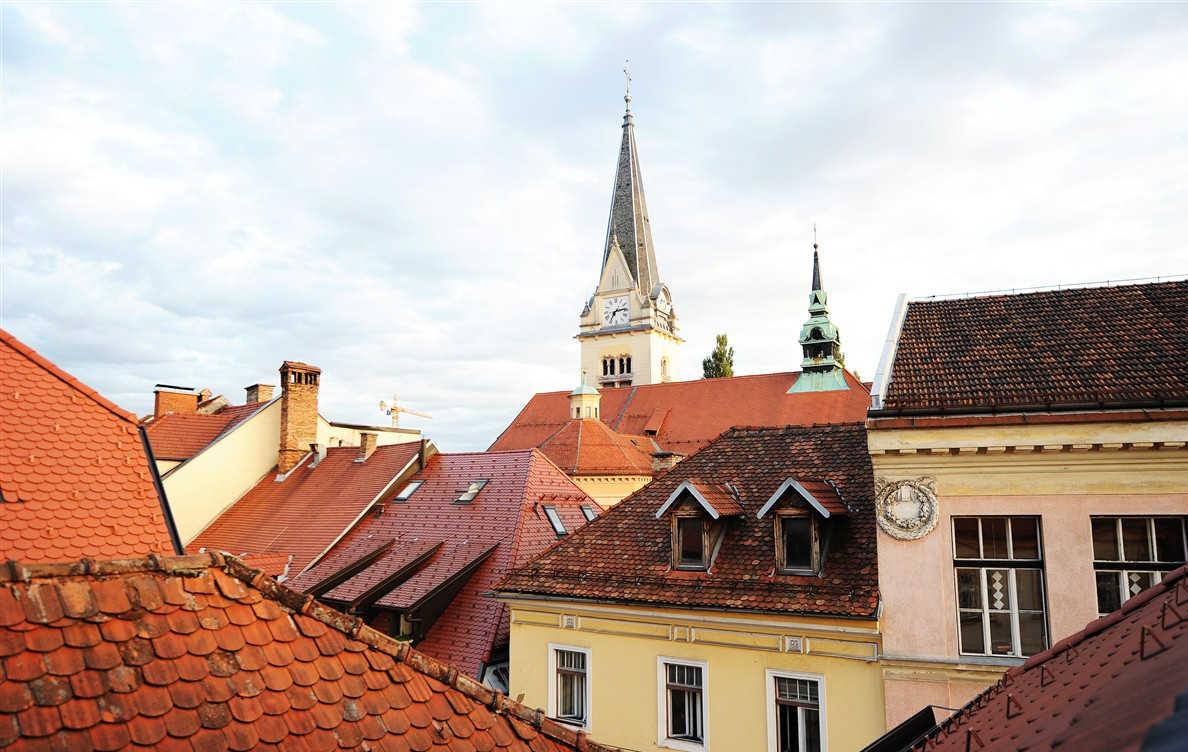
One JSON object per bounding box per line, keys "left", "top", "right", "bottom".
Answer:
{"left": 672, "top": 511, "right": 709, "bottom": 571}
{"left": 774, "top": 510, "right": 821, "bottom": 576}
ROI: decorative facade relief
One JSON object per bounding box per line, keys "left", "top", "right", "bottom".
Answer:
{"left": 874, "top": 476, "right": 939, "bottom": 540}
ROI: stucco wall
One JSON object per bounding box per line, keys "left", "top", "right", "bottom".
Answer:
{"left": 164, "top": 401, "right": 282, "bottom": 543}
{"left": 871, "top": 418, "right": 1188, "bottom": 726}
{"left": 572, "top": 475, "right": 651, "bottom": 509}
{"left": 507, "top": 600, "right": 885, "bottom": 752}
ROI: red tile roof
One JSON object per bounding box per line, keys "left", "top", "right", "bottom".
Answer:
{"left": 0, "top": 553, "right": 618, "bottom": 752}
{"left": 536, "top": 419, "right": 656, "bottom": 476}
{"left": 658, "top": 479, "right": 744, "bottom": 518}
{"left": 0, "top": 328, "right": 175, "bottom": 561}
{"left": 498, "top": 423, "right": 878, "bottom": 617}
{"left": 189, "top": 443, "right": 421, "bottom": 574}
{"left": 491, "top": 369, "right": 870, "bottom": 456}
{"left": 144, "top": 402, "right": 268, "bottom": 462}
{"left": 287, "top": 450, "right": 594, "bottom": 677}
{"left": 878, "top": 280, "right": 1188, "bottom": 414}
{"left": 910, "top": 562, "right": 1188, "bottom": 752}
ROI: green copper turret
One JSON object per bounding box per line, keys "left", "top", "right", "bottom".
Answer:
{"left": 788, "top": 243, "right": 848, "bottom": 393}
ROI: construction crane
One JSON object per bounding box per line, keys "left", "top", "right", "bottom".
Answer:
{"left": 378, "top": 395, "right": 432, "bottom": 427}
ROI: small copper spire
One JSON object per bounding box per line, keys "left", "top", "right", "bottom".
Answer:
{"left": 623, "top": 59, "right": 633, "bottom": 125}
{"left": 811, "top": 225, "right": 822, "bottom": 291}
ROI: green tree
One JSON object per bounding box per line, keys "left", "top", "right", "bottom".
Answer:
{"left": 702, "top": 334, "right": 734, "bottom": 379}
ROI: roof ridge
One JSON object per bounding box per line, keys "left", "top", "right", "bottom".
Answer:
{"left": 0, "top": 552, "right": 621, "bottom": 752}
{"left": 0, "top": 327, "right": 139, "bottom": 425}
{"left": 910, "top": 274, "right": 1187, "bottom": 304}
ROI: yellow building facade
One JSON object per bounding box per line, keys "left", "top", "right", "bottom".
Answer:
{"left": 503, "top": 597, "right": 884, "bottom": 752}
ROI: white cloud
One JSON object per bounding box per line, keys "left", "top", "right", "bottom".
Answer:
{"left": 2, "top": 4, "right": 1186, "bottom": 450}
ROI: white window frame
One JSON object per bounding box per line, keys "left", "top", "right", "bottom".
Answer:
{"left": 544, "top": 506, "right": 567, "bottom": 536}
{"left": 1091, "top": 516, "right": 1187, "bottom": 616}
{"left": 547, "top": 644, "right": 591, "bottom": 730}
{"left": 657, "top": 656, "right": 709, "bottom": 752}
{"left": 765, "top": 669, "right": 826, "bottom": 752}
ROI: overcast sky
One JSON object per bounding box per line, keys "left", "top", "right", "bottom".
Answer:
{"left": 2, "top": 3, "right": 1186, "bottom": 450}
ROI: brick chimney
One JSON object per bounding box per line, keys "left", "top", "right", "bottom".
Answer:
{"left": 278, "top": 362, "right": 320, "bottom": 474}
{"left": 652, "top": 450, "right": 684, "bottom": 474}
{"left": 356, "top": 432, "right": 378, "bottom": 463}
{"left": 245, "top": 383, "right": 275, "bottom": 404}
{"left": 153, "top": 385, "right": 199, "bottom": 418}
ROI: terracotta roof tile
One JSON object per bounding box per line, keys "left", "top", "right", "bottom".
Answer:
{"left": 498, "top": 423, "right": 879, "bottom": 617}
{"left": 536, "top": 419, "right": 655, "bottom": 476}
{"left": 491, "top": 370, "right": 870, "bottom": 456}
{"left": 0, "top": 553, "right": 617, "bottom": 751}
{"left": 880, "top": 280, "right": 1188, "bottom": 413}
{"left": 0, "top": 328, "right": 175, "bottom": 561}
{"left": 189, "top": 443, "right": 422, "bottom": 573}
{"left": 289, "top": 450, "right": 594, "bottom": 677}
{"left": 910, "top": 562, "right": 1188, "bottom": 752}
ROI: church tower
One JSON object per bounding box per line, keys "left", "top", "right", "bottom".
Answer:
{"left": 788, "top": 241, "right": 848, "bottom": 392}
{"left": 577, "top": 80, "right": 682, "bottom": 388}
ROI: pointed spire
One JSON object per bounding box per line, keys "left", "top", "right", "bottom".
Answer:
{"left": 601, "top": 66, "right": 660, "bottom": 296}
{"left": 788, "top": 236, "right": 847, "bottom": 393}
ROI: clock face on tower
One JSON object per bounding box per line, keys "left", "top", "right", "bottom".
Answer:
{"left": 602, "top": 296, "right": 629, "bottom": 326}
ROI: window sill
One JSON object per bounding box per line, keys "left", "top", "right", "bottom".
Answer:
{"left": 660, "top": 737, "right": 706, "bottom": 752}
{"left": 776, "top": 568, "right": 820, "bottom": 577}
{"left": 552, "top": 717, "right": 589, "bottom": 732}
{"left": 954, "top": 653, "right": 1029, "bottom": 667}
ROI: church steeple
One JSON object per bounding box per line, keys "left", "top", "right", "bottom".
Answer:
{"left": 788, "top": 238, "right": 848, "bottom": 393}
{"left": 576, "top": 71, "right": 682, "bottom": 389}
{"left": 602, "top": 70, "right": 660, "bottom": 297}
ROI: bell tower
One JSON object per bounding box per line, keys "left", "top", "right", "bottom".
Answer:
{"left": 788, "top": 240, "right": 848, "bottom": 393}
{"left": 576, "top": 72, "right": 683, "bottom": 388}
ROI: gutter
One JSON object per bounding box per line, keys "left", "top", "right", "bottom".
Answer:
{"left": 868, "top": 396, "right": 1188, "bottom": 420}
{"left": 140, "top": 425, "right": 184, "bottom": 555}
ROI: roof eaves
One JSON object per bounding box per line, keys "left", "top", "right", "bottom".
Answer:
{"left": 655, "top": 480, "right": 721, "bottom": 520}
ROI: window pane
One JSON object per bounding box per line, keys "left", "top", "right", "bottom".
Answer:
{"left": 1125, "top": 571, "right": 1157, "bottom": 600}
{"left": 782, "top": 517, "right": 813, "bottom": 570}
{"left": 988, "top": 612, "right": 1014, "bottom": 655}
{"left": 959, "top": 611, "right": 985, "bottom": 654}
{"left": 669, "top": 689, "right": 688, "bottom": 736}
{"left": 678, "top": 518, "right": 703, "bottom": 566}
{"left": 1010, "top": 518, "right": 1040, "bottom": 559}
{"left": 1121, "top": 518, "right": 1151, "bottom": 561}
{"left": 1092, "top": 518, "right": 1119, "bottom": 561}
{"left": 986, "top": 569, "right": 1010, "bottom": 612}
{"left": 982, "top": 518, "right": 1009, "bottom": 559}
{"left": 954, "top": 518, "right": 981, "bottom": 558}
{"left": 1019, "top": 612, "right": 1046, "bottom": 656}
{"left": 804, "top": 708, "right": 822, "bottom": 752}
{"left": 956, "top": 569, "right": 983, "bottom": 610}
{"left": 1154, "top": 519, "right": 1186, "bottom": 563}
{"left": 777, "top": 703, "right": 798, "bottom": 752}
{"left": 1015, "top": 569, "right": 1044, "bottom": 611}
{"left": 1096, "top": 572, "right": 1122, "bottom": 614}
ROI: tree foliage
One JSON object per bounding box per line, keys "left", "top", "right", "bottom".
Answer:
{"left": 702, "top": 333, "right": 734, "bottom": 379}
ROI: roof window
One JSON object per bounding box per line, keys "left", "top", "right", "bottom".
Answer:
{"left": 456, "top": 480, "right": 488, "bottom": 503}
{"left": 580, "top": 505, "right": 598, "bottom": 522}
{"left": 544, "top": 506, "right": 567, "bottom": 536}
{"left": 394, "top": 481, "right": 422, "bottom": 501}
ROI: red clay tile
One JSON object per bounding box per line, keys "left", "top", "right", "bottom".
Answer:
{"left": 0, "top": 329, "right": 175, "bottom": 561}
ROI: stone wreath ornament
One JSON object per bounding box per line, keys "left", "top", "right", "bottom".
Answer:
{"left": 874, "top": 477, "right": 939, "bottom": 540}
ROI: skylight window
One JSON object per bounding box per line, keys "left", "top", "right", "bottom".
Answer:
{"left": 456, "top": 479, "right": 488, "bottom": 503}
{"left": 580, "top": 505, "right": 598, "bottom": 522}
{"left": 394, "top": 481, "right": 422, "bottom": 501}
{"left": 544, "top": 506, "right": 567, "bottom": 536}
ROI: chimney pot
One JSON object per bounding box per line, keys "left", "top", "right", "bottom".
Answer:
{"left": 357, "top": 432, "right": 378, "bottom": 463}
{"left": 651, "top": 450, "right": 683, "bottom": 474}
{"left": 245, "top": 383, "right": 275, "bottom": 404}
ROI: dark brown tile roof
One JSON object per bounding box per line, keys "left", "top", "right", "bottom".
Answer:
{"left": 0, "top": 553, "right": 619, "bottom": 752}
{"left": 910, "top": 562, "right": 1188, "bottom": 752}
{"left": 498, "top": 423, "right": 878, "bottom": 618}
{"left": 879, "top": 280, "right": 1188, "bottom": 414}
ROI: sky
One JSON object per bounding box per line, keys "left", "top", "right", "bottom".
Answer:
{"left": 2, "top": 2, "right": 1186, "bottom": 451}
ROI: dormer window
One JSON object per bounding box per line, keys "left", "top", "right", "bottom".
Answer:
{"left": 758, "top": 478, "right": 847, "bottom": 577}
{"left": 394, "top": 481, "right": 422, "bottom": 501}
{"left": 675, "top": 515, "right": 707, "bottom": 570}
{"left": 655, "top": 479, "right": 743, "bottom": 572}
{"left": 776, "top": 513, "right": 819, "bottom": 575}
{"left": 457, "top": 479, "right": 488, "bottom": 503}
